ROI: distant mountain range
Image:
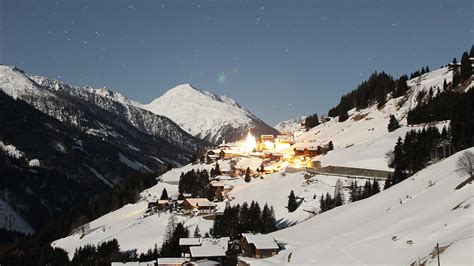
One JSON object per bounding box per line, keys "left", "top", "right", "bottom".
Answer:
{"left": 0, "top": 65, "right": 278, "bottom": 233}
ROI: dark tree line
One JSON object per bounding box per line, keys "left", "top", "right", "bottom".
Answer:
{"left": 328, "top": 71, "right": 397, "bottom": 121}
{"left": 387, "top": 126, "right": 450, "bottom": 187}
{"left": 160, "top": 222, "right": 189, "bottom": 258}
{"left": 71, "top": 239, "right": 125, "bottom": 266}
{"left": 211, "top": 201, "right": 277, "bottom": 239}
{"left": 2, "top": 239, "right": 142, "bottom": 266}
{"left": 319, "top": 179, "right": 345, "bottom": 213}
{"left": 349, "top": 179, "right": 380, "bottom": 202}
{"left": 328, "top": 46, "right": 473, "bottom": 122}
{"left": 409, "top": 66, "right": 430, "bottom": 80}
{"left": 210, "top": 161, "right": 222, "bottom": 177}
{"left": 452, "top": 46, "right": 473, "bottom": 89}
{"left": 407, "top": 89, "right": 474, "bottom": 151}
{"left": 304, "top": 113, "right": 320, "bottom": 131}
{"left": 178, "top": 169, "right": 214, "bottom": 199}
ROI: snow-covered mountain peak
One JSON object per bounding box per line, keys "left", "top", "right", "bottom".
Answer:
{"left": 153, "top": 83, "right": 242, "bottom": 109}
{"left": 145, "top": 83, "right": 278, "bottom": 143}
{"left": 0, "top": 65, "right": 51, "bottom": 99}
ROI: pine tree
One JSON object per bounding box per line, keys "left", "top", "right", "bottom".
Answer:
{"left": 328, "top": 141, "right": 334, "bottom": 151}
{"left": 260, "top": 204, "right": 277, "bottom": 233}
{"left": 362, "top": 179, "right": 372, "bottom": 199}
{"left": 387, "top": 115, "right": 400, "bottom": 132}
{"left": 305, "top": 113, "right": 320, "bottom": 131}
{"left": 244, "top": 167, "right": 251, "bottom": 182}
{"left": 214, "top": 161, "right": 221, "bottom": 176}
{"left": 319, "top": 194, "right": 325, "bottom": 212}
{"left": 239, "top": 202, "right": 250, "bottom": 233}
{"left": 371, "top": 179, "right": 380, "bottom": 194}
{"left": 333, "top": 179, "right": 345, "bottom": 206}
{"left": 394, "top": 75, "right": 409, "bottom": 97}
{"left": 248, "top": 201, "right": 261, "bottom": 232}
{"left": 384, "top": 174, "right": 392, "bottom": 190}
{"left": 160, "top": 222, "right": 189, "bottom": 257}
{"left": 160, "top": 188, "right": 169, "bottom": 200}
{"left": 460, "top": 51, "right": 472, "bottom": 82}
{"left": 178, "top": 172, "right": 184, "bottom": 194}
{"left": 287, "top": 190, "right": 298, "bottom": 212}
{"left": 349, "top": 180, "right": 360, "bottom": 202}
{"left": 193, "top": 225, "right": 201, "bottom": 238}
{"left": 392, "top": 137, "right": 406, "bottom": 184}
{"left": 339, "top": 108, "right": 349, "bottom": 122}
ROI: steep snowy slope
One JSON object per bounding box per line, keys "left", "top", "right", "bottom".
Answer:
{"left": 274, "top": 116, "right": 306, "bottom": 133}
{"left": 0, "top": 65, "right": 206, "bottom": 158}
{"left": 145, "top": 84, "right": 278, "bottom": 144}
{"left": 0, "top": 89, "right": 185, "bottom": 232}
{"left": 247, "top": 148, "right": 474, "bottom": 265}
{"left": 293, "top": 67, "right": 454, "bottom": 171}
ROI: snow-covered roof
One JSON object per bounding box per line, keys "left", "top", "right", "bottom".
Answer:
{"left": 190, "top": 245, "right": 226, "bottom": 258}
{"left": 197, "top": 201, "right": 216, "bottom": 208}
{"left": 202, "top": 237, "right": 230, "bottom": 253}
{"left": 210, "top": 181, "right": 225, "bottom": 187}
{"left": 184, "top": 198, "right": 210, "bottom": 207}
{"left": 179, "top": 237, "right": 202, "bottom": 246}
{"left": 111, "top": 261, "right": 155, "bottom": 266}
{"left": 157, "top": 258, "right": 187, "bottom": 264}
{"left": 214, "top": 175, "right": 234, "bottom": 181}
{"left": 242, "top": 233, "right": 279, "bottom": 250}
{"left": 187, "top": 259, "right": 221, "bottom": 266}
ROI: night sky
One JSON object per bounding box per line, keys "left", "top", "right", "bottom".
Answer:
{"left": 0, "top": 0, "right": 472, "bottom": 125}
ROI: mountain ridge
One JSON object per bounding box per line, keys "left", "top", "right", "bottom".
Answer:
{"left": 145, "top": 83, "right": 279, "bottom": 144}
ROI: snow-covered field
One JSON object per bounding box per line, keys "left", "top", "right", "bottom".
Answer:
{"left": 52, "top": 181, "right": 214, "bottom": 258}
{"left": 244, "top": 148, "right": 474, "bottom": 265}
{"left": 52, "top": 158, "right": 358, "bottom": 258}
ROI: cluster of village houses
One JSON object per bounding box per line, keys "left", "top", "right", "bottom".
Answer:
{"left": 146, "top": 131, "right": 332, "bottom": 218}
{"left": 136, "top": 132, "right": 333, "bottom": 265}
{"left": 113, "top": 232, "right": 280, "bottom": 265}
{"left": 154, "top": 233, "right": 279, "bottom": 266}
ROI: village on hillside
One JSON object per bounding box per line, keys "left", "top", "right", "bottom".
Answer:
{"left": 133, "top": 117, "right": 395, "bottom": 265}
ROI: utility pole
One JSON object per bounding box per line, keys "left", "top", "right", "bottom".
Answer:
{"left": 437, "top": 243, "right": 441, "bottom": 266}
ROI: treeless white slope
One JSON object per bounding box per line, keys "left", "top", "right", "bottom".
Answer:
{"left": 145, "top": 84, "right": 277, "bottom": 143}
{"left": 252, "top": 148, "right": 474, "bottom": 265}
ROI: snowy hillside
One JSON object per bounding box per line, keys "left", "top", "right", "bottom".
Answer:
{"left": 145, "top": 84, "right": 278, "bottom": 144}
{"left": 50, "top": 66, "right": 473, "bottom": 263}
{"left": 245, "top": 148, "right": 474, "bottom": 265}
{"left": 52, "top": 158, "right": 360, "bottom": 257}
{"left": 293, "top": 67, "right": 454, "bottom": 171}
{"left": 274, "top": 116, "right": 306, "bottom": 133}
